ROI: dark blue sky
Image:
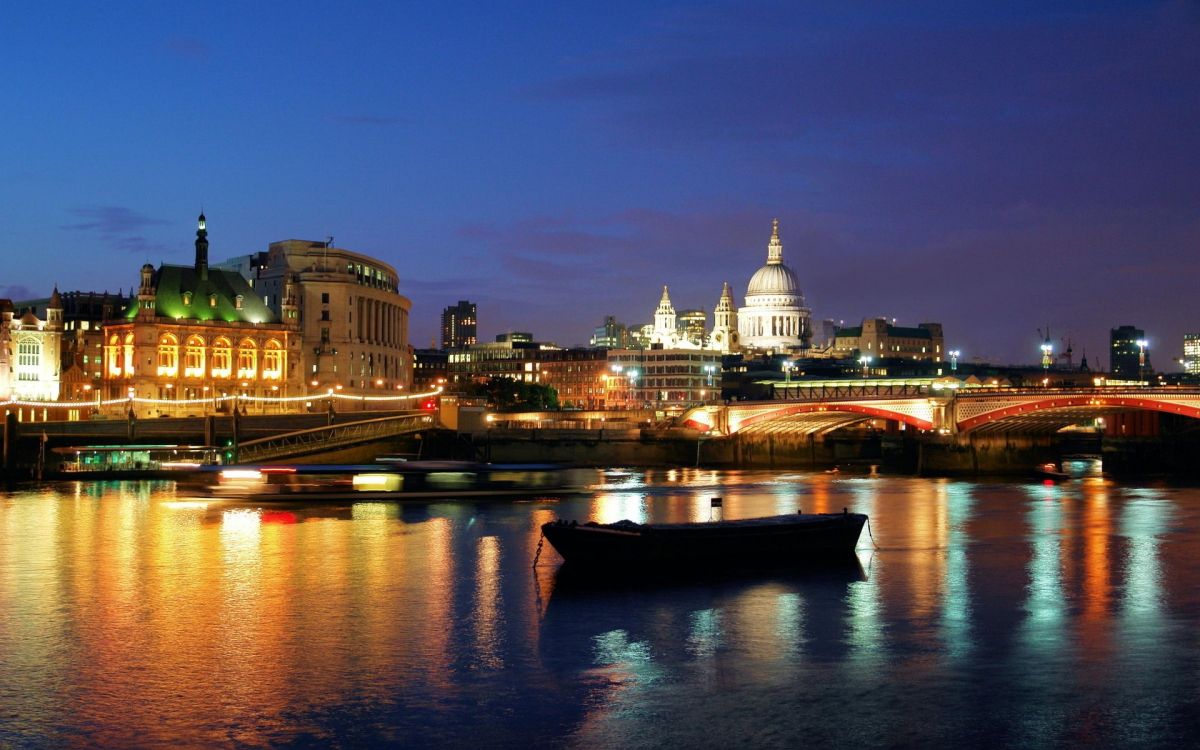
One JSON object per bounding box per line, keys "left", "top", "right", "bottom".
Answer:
{"left": 3, "top": 1, "right": 1196, "bottom": 367}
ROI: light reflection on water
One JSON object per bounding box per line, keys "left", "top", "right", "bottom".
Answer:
{"left": 1, "top": 472, "right": 1199, "bottom": 748}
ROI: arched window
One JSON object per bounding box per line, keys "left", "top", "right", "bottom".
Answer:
{"left": 262, "top": 339, "right": 284, "bottom": 380}
{"left": 106, "top": 334, "right": 121, "bottom": 377}
{"left": 157, "top": 334, "right": 179, "bottom": 377}
{"left": 237, "top": 339, "right": 257, "bottom": 378}
{"left": 123, "top": 333, "right": 135, "bottom": 376}
{"left": 15, "top": 336, "right": 41, "bottom": 381}
{"left": 211, "top": 337, "right": 232, "bottom": 378}
{"left": 184, "top": 335, "right": 206, "bottom": 377}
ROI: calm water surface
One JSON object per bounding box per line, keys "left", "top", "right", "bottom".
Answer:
{"left": 2, "top": 469, "right": 1199, "bottom": 749}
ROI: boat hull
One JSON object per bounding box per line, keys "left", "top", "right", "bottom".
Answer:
{"left": 541, "top": 513, "right": 867, "bottom": 568}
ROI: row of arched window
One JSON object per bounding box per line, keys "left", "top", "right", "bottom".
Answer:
{"left": 105, "top": 334, "right": 285, "bottom": 379}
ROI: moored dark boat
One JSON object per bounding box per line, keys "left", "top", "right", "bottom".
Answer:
{"left": 540, "top": 511, "right": 867, "bottom": 568}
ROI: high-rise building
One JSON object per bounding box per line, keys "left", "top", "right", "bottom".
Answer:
{"left": 677, "top": 309, "right": 708, "bottom": 347}
{"left": 1110, "top": 326, "right": 1151, "bottom": 380}
{"left": 441, "top": 300, "right": 477, "bottom": 350}
{"left": 1183, "top": 333, "right": 1199, "bottom": 374}
{"left": 591, "top": 316, "right": 629, "bottom": 349}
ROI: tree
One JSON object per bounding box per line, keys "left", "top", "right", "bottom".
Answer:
{"left": 466, "top": 377, "right": 558, "bottom": 411}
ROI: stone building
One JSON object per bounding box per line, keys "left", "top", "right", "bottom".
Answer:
{"left": 104, "top": 214, "right": 303, "bottom": 417}
{"left": 219, "top": 238, "right": 412, "bottom": 399}
{"left": 0, "top": 289, "right": 64, "bottom": 409}
{"left": 831, "top": 319, "right": 944, "bottom": 362}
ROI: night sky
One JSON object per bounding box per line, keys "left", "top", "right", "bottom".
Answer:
{"left": 3, "top": 1, "right": 1196, "bottom": 368}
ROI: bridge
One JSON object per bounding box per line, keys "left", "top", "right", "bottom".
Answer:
{"left": 3, "top": 409, "right": 442, "bottom": 471}
{"left": 680, "top": 380, "right": 1200, "bottom": 436}
{"left": 235, "top": 412, "right": 436, "bottom": 462}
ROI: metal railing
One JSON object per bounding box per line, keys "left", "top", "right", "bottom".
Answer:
{"left": 236, "top": 412, "right": 436, "bottom": 463}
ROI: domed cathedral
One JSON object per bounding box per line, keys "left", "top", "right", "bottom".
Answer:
{"left": 737, "top": 219, "right": 811, "bottom": 352}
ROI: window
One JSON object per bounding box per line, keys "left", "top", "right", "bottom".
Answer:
{"left": 321, "top": 292, "right": 330, "bottom": 304}
{"left": 106, "top": 335, "right": 121, "bottom": 376}
{"left": 210, "top": 293, "right": 218, "bottom": 307}
{"left": 235, "top": 294, "right": 244, "bottom": 310}
{"left": 123, "top": 334, "right": 135, "bottom": 375}
{"left": 157, "top": 334, "right": 179, "bottom": 376}
{"left": 212, "top": 337, "right": 232, "bottom": 377}
{"left": 184, "top": 336, "right": 206, "bottom": 377}
{"left": 321, "top": 310, "right": 330, "bottom": 321}
{"left": 237, "top": 339, "right": 257, "bottom": 378}
{"left": 182, "top": 291, "right": 192, "bottom": 306}
{"left": 263, "top": 339, "right": 284, "bottom": 380}
{"left": 16, "top": 338, "right": 40, "bottom": 381}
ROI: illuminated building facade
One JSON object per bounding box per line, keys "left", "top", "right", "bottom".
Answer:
{"left": 16, "top": 290, "right": 131, "bottom": 403}
{"left": 1111, "top": 326, "right": 1151, "bottom": 381}
{"left": 446, "top": 339, "right": 610, "bottom": 408}
{"left": 1184, "top": 333, "right": 1200, "bottom": 375}
{"left": 413, "top": 348, "right": 449, "bottom": 392}
{"left": 219, "top": 239, "right": 411, "bottom": 399}
{"left": 104, "top": 215, "right": 302, "bottom": 417}
{"left": 441, "top": 300, "right": 477, "bottom": 350}
{"left": 831, "top": 319, "right": 944, "bottom": 362}
{"left": 738, "top": 219, "right": 811, "bottom": 352}
{"left": 606, "top": 348, "right": 723, "bottom": 408}
{"left": 0, "top": 290, "right": 64, "bottom": 405}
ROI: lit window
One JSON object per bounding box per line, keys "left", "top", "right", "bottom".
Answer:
{"left": 123, "top": 333, "right": 135, "bottom": 375}
{"left": 184, "top": 335, "right": 206, "bottom": 377}
{"left": 237, "top": 340, "right": 257, "bottom": 378}
{"left": 212, "top": 337, "right": 232, "bottom": 378}
{"left": 263, "top": 339, "right": 284, "bottom": 380}
{"left": 157, "top": 334, "right": 179, "bottom": 376}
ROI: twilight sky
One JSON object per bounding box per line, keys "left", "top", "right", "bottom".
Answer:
{"left": 2, "top": 1, "right": 1197, "bottom": 368}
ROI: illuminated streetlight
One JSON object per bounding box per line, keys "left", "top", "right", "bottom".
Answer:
{"left": 1041, "top": 341, "right": 1053, "bottom": 370}
{"left": 703, "top": 364, "right": 716, "bottom": 388}
{"left": 948, "top": 350, "right": 960, "bottom": 372}
{"left": 1136, "top": 339, "right": 1148, "bottom": 376}
{"left": 859, "top": 355, "right": 873, "bottom": 379}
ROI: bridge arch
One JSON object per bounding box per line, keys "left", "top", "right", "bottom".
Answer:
{"left": 732, "top": 402, "right": 934, "bottom": 434}
{"left": 957, "top": 395, "right": 1200, "bottom": 433}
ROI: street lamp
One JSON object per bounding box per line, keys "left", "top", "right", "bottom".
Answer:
{"left": 859, "top": 355, "right": 873, "bottom": 378}
{"left": 948, "top": 350, "right": 960, "bottom": 372}
{"left": 1136, "top": 339, "right": 1148, "bottom": 376}
{"left": 703, "top": 364, "right": 716, "bottom": 388}
{"left": 1041, "top": 341, "right": 1053, "bottom": 370}
{"left": 627, "top": 368, "right": 639, "bottom": 408}
{"left": 781, "top": 360, "right": 794, "bottom": 382}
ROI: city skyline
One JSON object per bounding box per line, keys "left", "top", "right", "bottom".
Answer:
{"left": 3, "top": 1, "right": 1196, "bottom": 366}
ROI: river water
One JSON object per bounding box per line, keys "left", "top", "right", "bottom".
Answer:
{"left": 2, "top": 469, "right": 1199, "bottom": 749}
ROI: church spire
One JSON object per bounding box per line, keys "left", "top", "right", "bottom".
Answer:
{"left": 766, "top": 218, "right": 783, "bottom": 265}
{"left": 195, "top": 212, "right": 209, "bottom": 281}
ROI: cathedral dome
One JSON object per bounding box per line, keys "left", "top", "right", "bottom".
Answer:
{"left": 746, "top": 263, "right": 800, "bottom": 297}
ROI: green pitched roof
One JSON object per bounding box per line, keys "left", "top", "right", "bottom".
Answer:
{"left": 128, "top": 265, "right": 277, "bottom": 324}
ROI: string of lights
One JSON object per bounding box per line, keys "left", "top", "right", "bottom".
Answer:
{"left": 0, "top": 387, "right": 443, "bottom": 409}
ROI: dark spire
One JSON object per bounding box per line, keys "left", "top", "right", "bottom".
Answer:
{"left": 195, "top": 212, "right": 209, "bottom": 280}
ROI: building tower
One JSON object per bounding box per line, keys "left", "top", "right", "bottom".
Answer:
{"left": 195, "top": 212, "right": 209, "bottom": 281}
{"left": 709, "top": 281, "right": 740, "bottom": 353}
{"left": 441, "top": 300, "right": 477, "bottom": 350}
{"left": 1110, "top": 325, "right": 1150, "bottom": 380}
{"left": 653, "top": 286, "right": 676, "bottom": 340}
